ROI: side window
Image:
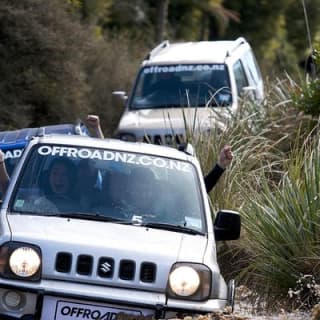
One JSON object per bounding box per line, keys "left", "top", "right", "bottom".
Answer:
{"left": 242, "top": 50, "right": 262, "bottom": 85}
{"left": 233, "top": 60, "right": 248, "bottom": 95}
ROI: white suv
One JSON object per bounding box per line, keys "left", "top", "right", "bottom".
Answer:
{"left": 114, "top": 37, "right": 264, "bottom": 144}
{"left": 0, "top": 134, "right": 240, "bottom": 319}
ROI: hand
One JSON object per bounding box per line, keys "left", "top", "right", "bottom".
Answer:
{"left": 86, "top": 114, "right": 104, "bottom": 139}
{"left": 86, "top": 114, "right": 100, "bottom": 130}
{"left": 217, "top": 145, "right": 233, "bottom": 169}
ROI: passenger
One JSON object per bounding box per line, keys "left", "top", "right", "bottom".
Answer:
{"left": 85, "top": 114, "right": 104, "bottom": 139}
{"left": 35, "top": 158, "right": 77, "bottom": 212}
{"left": 0, "top": 114, "right": 104, "bottom": 198}
{"left": 204, "top": 145, "right": 233, "bottom": 193}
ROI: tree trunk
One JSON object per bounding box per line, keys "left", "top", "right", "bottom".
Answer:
{"left": 155, "top": 0, "right": 169, "bottom": 43}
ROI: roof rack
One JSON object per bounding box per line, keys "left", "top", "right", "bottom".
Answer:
{"left": 225, "top": 37, "right": 247, "bottom": 58}
{"left": 144, "top": 40, "right": 170, "bottom": 61}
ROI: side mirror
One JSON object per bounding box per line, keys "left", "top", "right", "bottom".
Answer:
{"left": 112, "top": 91, "right": 128, "bottom": 109}
{"left": 241, "top": 86, "right": 257, "bottom": 100}
{"left": 214, "top": 210, "right": 241, "bottom": 241}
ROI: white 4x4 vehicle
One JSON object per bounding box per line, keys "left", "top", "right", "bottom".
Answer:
{"left": 114, "top": 37, "right": 264, "bottom": 144}
{"left": 0, "top": 134, "right": 240, "bottom": 319}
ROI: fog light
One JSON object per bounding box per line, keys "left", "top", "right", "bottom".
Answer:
{"left": 3, "top": 290, "right": 25, "bottom": 310}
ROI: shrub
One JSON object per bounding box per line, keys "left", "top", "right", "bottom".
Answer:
{"left": 85, "top": 32, "right": 148, "bottom": 136}
{"left": 292, "top": 44, "right": 320, "bottom": 117}
{"left": 236, "top": 129, "right": 320, "bottom": 308}
{"left": 0, "top": 0, "right": 92, "bottom": 129}
{"left": 186, "top": 76, "right": 319, "bottom": 310}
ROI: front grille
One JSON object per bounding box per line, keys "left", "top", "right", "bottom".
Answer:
{"left": 119, "top": 259, "right": 135, "bottom": 280}
{"left": 140, "top": 262, "right": 156, "bottom": 282}
{"left": 97, "top": 257, "right": 114, "bottom": 278}
{"left": 55, "top": 252, "right": 156, "bottom": 283}
{"left": 55, "top": 252, "right": 72, "bottom": 273}
{"left": 77, "top": 255, "right": 93, "bottom": 275}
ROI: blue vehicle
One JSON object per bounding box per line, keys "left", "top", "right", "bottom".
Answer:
{"left": 0, "top": 122, "right": 89, "bottom": 176}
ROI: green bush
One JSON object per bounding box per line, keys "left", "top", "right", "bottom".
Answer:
{"left": 0, "top": 0, "right": 93, "bottom": 129}
{"left": 187, "top": 77, "right": 319, "bottom": 310}
{"left": 292, "top": 44, "right": 320, "bottom": 117}
{"left": 237, "top": 131, "right": 320, "bottom": 308}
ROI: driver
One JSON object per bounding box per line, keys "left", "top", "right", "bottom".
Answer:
{"left": 35, "top": 158, "right": 77, "bottom": 212}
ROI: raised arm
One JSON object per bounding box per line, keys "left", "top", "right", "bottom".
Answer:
{"left": 86, "top": 114, "right": 104, "bottom": 139}
{"left": 204, "top": 145, "right": 233, "bottom": 193}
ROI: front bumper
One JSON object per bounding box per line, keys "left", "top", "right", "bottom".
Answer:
{"left": 0, "top": 279, "right": 228, "bottom": 319}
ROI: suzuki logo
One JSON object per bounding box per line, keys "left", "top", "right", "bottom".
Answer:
{"left": 100, "top": 262, "right": 112, "bottom": 273}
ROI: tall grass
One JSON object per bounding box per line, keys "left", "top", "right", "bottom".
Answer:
{"left": 238, "top": 131, "right": 320, "bottom": 308}
{"left": 190, "top": 77, "right": 312, "bottom": 210}
{"left": 185, "top": 76, "right": 319, "bottom": 309}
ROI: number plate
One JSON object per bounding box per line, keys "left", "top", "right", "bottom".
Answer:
{"left": 41, "top": 296, "right": 154, "bottom": 320}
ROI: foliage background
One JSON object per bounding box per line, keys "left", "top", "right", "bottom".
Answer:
{"left": 1, "top": 0, "right": 320, "bottom": 310}
{"left": 0, "top": 0, "right": 319, "bottom": 134}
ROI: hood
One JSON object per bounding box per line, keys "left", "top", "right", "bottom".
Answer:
{"left": 7, "top": 215, "right": 207, "bottom": 263}
{"left": 118, "top": 107, "right": 229, "bottom": 133}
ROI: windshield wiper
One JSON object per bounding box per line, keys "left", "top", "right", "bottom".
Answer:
{"left": 139, "top": 222, "right": 205, "bottom": 235}
{"left": 49, "top": 212, "right": 132, "bottom": 224}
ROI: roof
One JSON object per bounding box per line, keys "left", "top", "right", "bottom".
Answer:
{"left": 143, "top": 38, "right": 249, "bottom": 65}
{"left": 29, "top": 134, "right": 194, "bottom": 162}
{"left": 0, "top": 123, "right": 88, "bottom": 150}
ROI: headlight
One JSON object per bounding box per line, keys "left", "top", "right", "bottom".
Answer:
{"left": 0, "top": 242, "right": 41, "bottom": 281}
{"left": 9, "top": 247, "right": 41, "bottom": 277}
{"left": 167, "top": 263, "right": 211, "bottom": 301}
{"left": 169, "top": 266, "right": 200, "bottom": 296}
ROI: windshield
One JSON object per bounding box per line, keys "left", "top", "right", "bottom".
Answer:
{"left": 129, "top": 64, "right": 232, "bottom": 110}
{"left": 9, "top": 144, "right": 205, "bottom": 233}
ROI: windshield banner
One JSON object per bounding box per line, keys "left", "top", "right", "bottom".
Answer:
{"left": 37, "top": 145, "right": 190, "bottom": 172}
{"left": 143, "top": 64, "right": 225, "bottom": 74}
